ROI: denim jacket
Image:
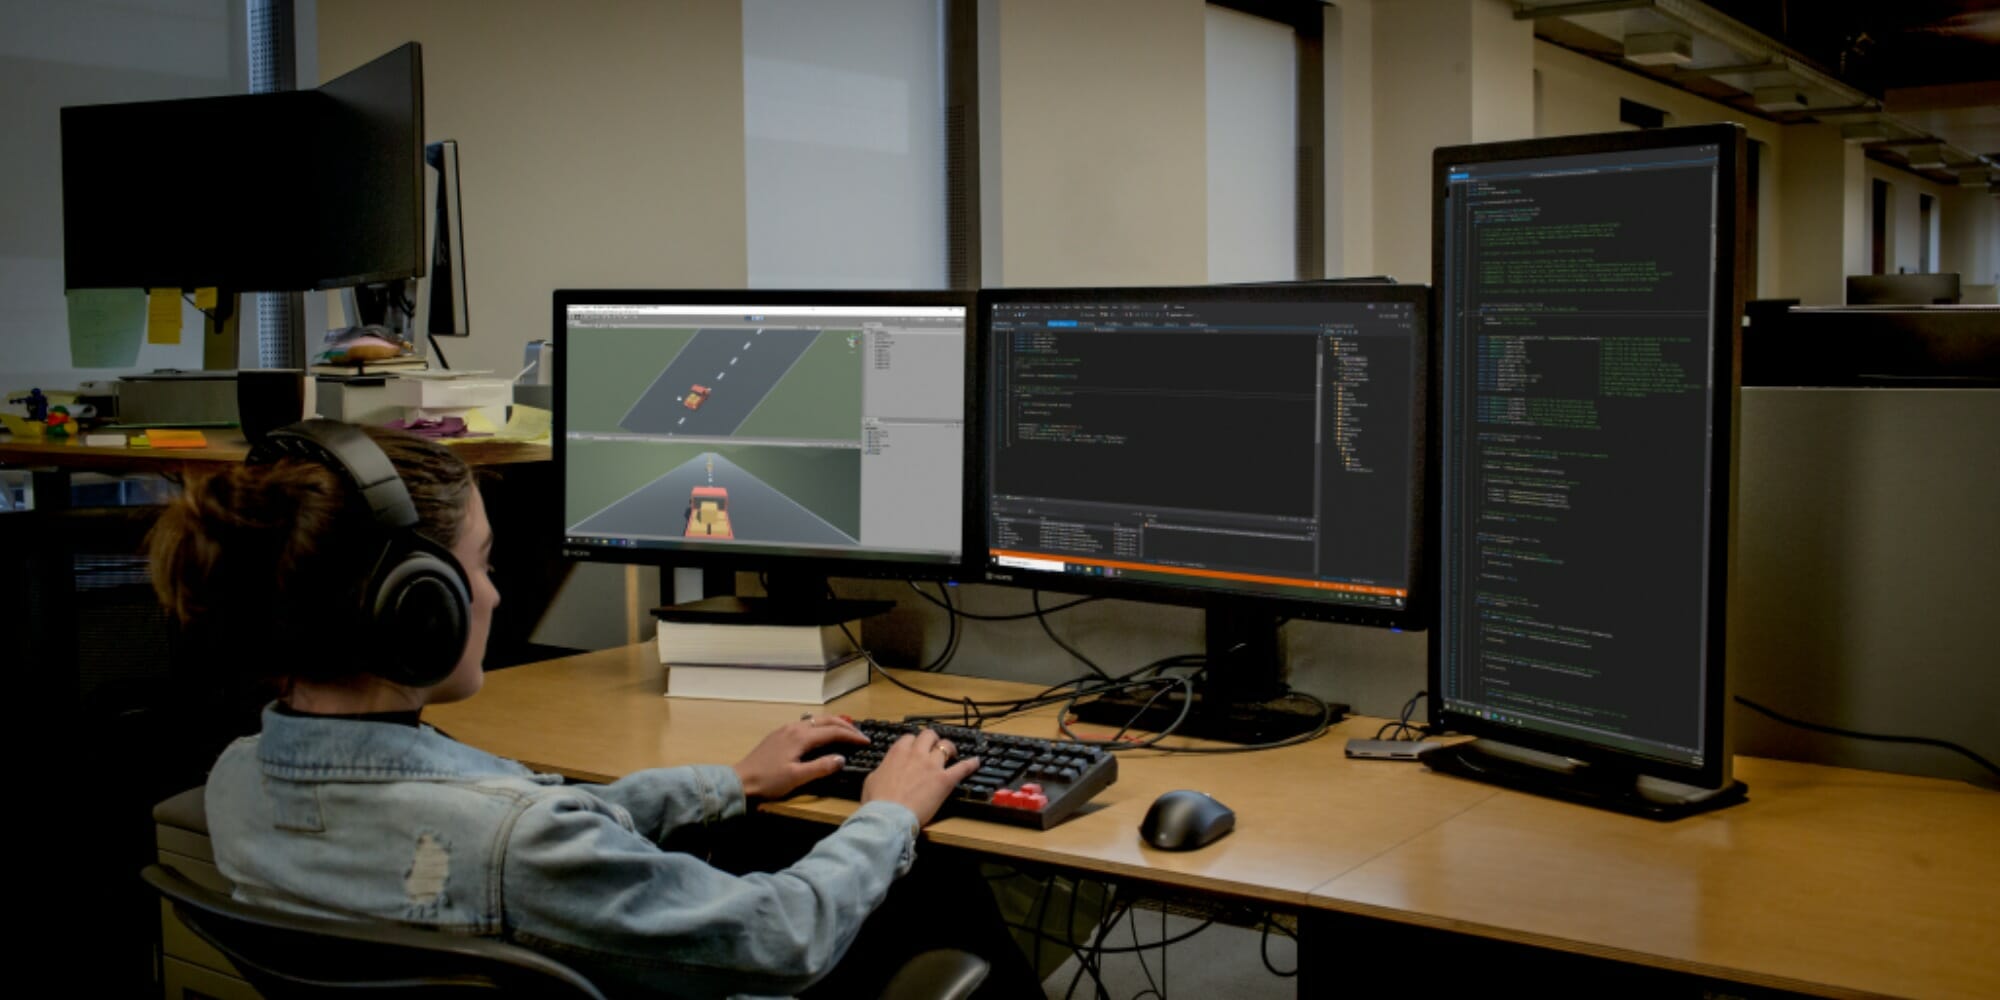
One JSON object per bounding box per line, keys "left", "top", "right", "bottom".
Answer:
{"left": 205, "top": 705, "right": 920, "bottom": 999}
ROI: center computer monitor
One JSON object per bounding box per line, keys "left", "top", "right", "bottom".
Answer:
{"left": 978, "top": 283, "right": 1432, "bottom": 743}
{"left": 555, "top": 290, "right": 975, "bottom": 609}
{"left": 1426, "top": 124, "right": 1748, "bottom": 818}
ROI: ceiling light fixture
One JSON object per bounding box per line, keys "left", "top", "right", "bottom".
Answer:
{"left": 1840, "top": 122, "right": 1889, "bottom": 143}
{"left": 1623, "top": 32, "right": 1695, "bottom": 67}
{"left": 1752, "top": 87, "right": 1807, "bottom": 112}
{"left": 1905, "top": 145, "right": 1947, "bottom": 169}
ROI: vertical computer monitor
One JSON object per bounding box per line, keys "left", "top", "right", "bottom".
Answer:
{"left": 1845, "top": 272, "right": 1961, "bottom": 306}
{"left": 1427, "top": 124, "right": 1748, "bottom": 818}
{"left": 979, "top": 283, "right": 1431, "bottom": 742}
{"left": 556, "top": 290, "right": 976, "bottom": 604}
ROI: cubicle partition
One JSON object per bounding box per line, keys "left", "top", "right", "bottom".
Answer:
{"left": 1734, "top": 305, "right": 2000, "bottom": 787}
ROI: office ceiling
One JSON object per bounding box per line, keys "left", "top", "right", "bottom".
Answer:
{"left": 1519, "top": 0, "right": 1999, "bottom": 189}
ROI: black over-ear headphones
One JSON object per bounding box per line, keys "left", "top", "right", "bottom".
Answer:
{"left": 247, "top": 419, "right": 471, "bottom": 687}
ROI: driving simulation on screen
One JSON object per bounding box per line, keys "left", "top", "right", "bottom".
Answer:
{"left": 562, "top": 301, "right": 967, "bottom": 565}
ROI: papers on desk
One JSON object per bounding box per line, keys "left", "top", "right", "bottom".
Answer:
{"left": 394, "top": 369, "right": 496, "bottom": 380}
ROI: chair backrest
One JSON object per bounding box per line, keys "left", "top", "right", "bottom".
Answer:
{"left": 142, "top": 864, "right": 606, "bottom": 998}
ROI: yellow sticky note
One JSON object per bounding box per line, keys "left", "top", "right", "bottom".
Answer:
{"left": 500, "top": 404, "right": 552, "bottom": 442}
{"left": 193, "top": 287, "right": 218, "bottom": 310}
{"left": 147, "top": 289, "right": 182, "bottom": 345}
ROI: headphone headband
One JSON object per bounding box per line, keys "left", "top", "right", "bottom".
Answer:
{"left": 247, "top": 419, "right": 421, "bottom": 530}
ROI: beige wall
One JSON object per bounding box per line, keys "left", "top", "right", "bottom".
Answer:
{"left": 1326, "top": 0, "right": 1375, "bottom": 277}
{"left": 319, "top": 0, "right": 749, "bottom": 379}
{"left": 1942, "top": 188, "right": 2000, "bottom": 298}
{"left": 986, "top": 0, "right": 1207, "bottom": 286}
{"left": 1777, "top": 123, "right": 1868, "bottom": 305}
{"left": 319, "top": 0, "right": 743, "bottom": 651}
{"left": 1371, "top": 0, "right": 1533, "bottom": 283}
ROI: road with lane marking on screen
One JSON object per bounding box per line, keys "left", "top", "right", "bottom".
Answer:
{"left": 618, "top": 327, "right": 819, "bottom": 436}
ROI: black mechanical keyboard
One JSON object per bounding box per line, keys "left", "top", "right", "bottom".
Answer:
{"left": 800, "top": 719, "right": 1117, "bottom": 830}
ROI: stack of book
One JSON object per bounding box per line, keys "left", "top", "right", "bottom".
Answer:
{"left": 655, "top": 599, "right": 876, "bottom": 704}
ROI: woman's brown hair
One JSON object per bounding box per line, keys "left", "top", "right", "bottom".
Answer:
{"left": 148, "top": 426, "right": 474, "bottom": 686}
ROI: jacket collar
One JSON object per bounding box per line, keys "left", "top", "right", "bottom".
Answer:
{"left": 253, "top": 703, "right": 561, "bottom": 785}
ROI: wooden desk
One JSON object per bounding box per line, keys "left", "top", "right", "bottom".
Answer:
{"left": 1309, "top": 759, "right": 2000, "bottom": 999}
{"left": 429, "top": 644, "right": 1497, "bottom": 909}
{"left": 0, "top": 433, "right": 548, "bottom": 474}
{"left": 430, "top": 645, "right": 2000, "bottom": 1000}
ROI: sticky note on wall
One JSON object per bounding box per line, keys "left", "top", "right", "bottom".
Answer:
{"left": 147, "top": 288, "right": 182, "bottom": 344}
{"left": 67, "top": 288, "right": 146, "bottom": 368}
{"left": 193, "top": 287, "right": 218, "bottom": 310}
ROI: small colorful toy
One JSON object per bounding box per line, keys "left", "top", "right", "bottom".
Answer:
{"left": 44, "top": 404, "right": 73, "bottom": 438}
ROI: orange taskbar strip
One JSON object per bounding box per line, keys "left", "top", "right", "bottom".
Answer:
{"left": 988, "top": 549, "right": 1408, "bottom": 598}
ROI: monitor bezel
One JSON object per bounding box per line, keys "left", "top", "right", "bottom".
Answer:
{"left": 553, "top": 288, "right": 980, "bottom": 583}
{"left": 1427, "top": 123, "right": 1747, "bottom": 791}
{"left": 975, "top": 281, "right": 1435, "bottom": 633}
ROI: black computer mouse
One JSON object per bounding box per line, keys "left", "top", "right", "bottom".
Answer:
{"left": 1139, "top": 789, "right": 1235, "bottom": 851}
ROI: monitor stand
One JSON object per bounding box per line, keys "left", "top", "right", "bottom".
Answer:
{"left": 1069, "top": 607, "right": 1346, "bottom": 745}
{"left": 1417, "top": 739, "right": 1748, "bottom": 821}
{"left": 652, "top": 572, "right": 892, "bottom": 627}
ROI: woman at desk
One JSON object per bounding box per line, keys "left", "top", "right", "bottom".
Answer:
{"left": 147, "top": 420, "right": 1035, "bottom": 999}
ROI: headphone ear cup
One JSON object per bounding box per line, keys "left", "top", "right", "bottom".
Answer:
{"left": 371, "top": 547, "right": 471, "bottom": 688}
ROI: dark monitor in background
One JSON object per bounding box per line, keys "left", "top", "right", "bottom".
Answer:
{"left": 61, "top": 91, "right": 317, "bottom": 291}
{"left": 1846, "top": 272, "right": 1961, "bottom": 305}
{"left": 60, "top": 43, "right": 425, "bottom": 294}
{"left": 1428, "top": 124, "right": 1748, "bottom": 819}
{"left": 421, "top": 140, "right": 470, "bottom": 339}
{"left": 556, "top": 291, "right": 975, "bottom": 613}
{"left": 979, "top": 284, "right": 1432, "bottom": 744}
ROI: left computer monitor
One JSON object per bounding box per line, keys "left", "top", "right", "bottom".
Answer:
{"left": 60, "top": 43, "right": 425, "bottom": 292}
{"left": 555, "top": 290, "right": 976, "bottom": 599}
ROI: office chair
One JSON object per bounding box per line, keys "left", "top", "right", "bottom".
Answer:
{"left": 145, "top": 863, "right": 605, "bottom": 997}
{"left": 145, "top": 863, "right": 991, "bottom": 999}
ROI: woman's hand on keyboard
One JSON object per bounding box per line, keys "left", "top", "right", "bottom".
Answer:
{"left": 733, "top": 714, "right": 870, "bottom": 801}
{"left": 861, "top": 728, "right": 983, "bottom": 826}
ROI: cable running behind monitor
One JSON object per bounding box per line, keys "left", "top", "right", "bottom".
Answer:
{"left": 556, "top": 290, "right": 976, "bottom": 619}
{"left": 979, "top": 283, "right": 1432, "bottom": 744}
{"left": 1427, "top": 124, "right": 1748, "bottom": 819}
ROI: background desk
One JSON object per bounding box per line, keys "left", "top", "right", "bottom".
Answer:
{"left": 0, "top": 432, "right": 549, "bottom": 474}
{"left": 429, "top": 645, "right": 2000, "bottom": 1000}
